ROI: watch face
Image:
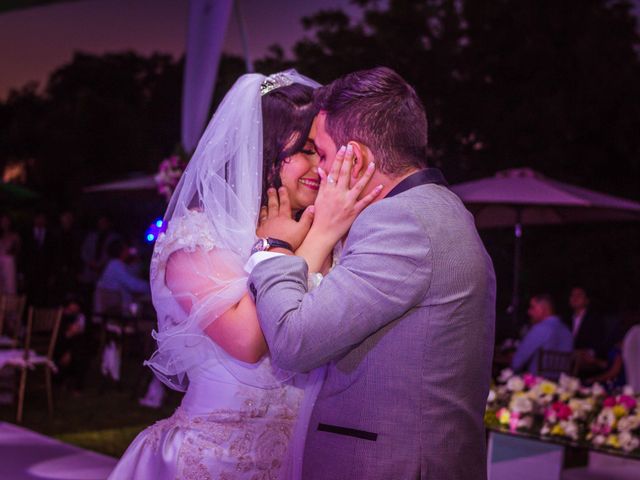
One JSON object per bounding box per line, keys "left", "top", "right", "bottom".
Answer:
{"left": 251, "top": 238, "right": 268, "bottom": 254}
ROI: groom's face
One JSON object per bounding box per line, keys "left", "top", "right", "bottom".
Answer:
{"left": 311, "top": 112, "right": 339, "bottom": 175}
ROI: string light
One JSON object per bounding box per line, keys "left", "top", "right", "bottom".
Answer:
{"left": 145, "top": 218, "right": 166, "bottom": 243}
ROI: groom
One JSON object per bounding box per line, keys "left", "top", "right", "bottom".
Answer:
{"left": 248, "top": 67, "right": 495, "bottom": 479}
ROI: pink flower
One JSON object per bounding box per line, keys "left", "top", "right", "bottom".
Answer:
{"left": 591, "top": 422, "right": 611, "bottom": 435}
{"left": 558, "top": 405, "right": 573, "bottom": 421}
{"left": 618, "top": 395, "right": 637, "bottom": 410}
{"left": 523, "top": 373, "right": 539, "bottom": 388}
{"left": 603, "top": 396, "right": 617, "bottom": 408}
{"left": 544, "top": 407, "right": 557, "bottom": 422}
{"left": 509, "top": 412, "right": 520, "bottom": 432}
{"left": 551, "top": 401, "right": 572, "bottom": 421}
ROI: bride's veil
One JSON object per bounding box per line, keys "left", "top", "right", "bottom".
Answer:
{"left": 145, "top": 70, "right": 320, "bottom": 391}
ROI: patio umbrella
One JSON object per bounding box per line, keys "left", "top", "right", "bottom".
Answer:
{"left": 0, "top": 182, "right": 40, "bottom": 205}
{"left": 83, "top": 175, "right": 156, "bottom": 193}
{"left": 450, "top": 167, "right": 640, "bottom": 330}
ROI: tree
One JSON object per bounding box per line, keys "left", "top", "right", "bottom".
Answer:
{"left": 40, "top": 52, "right": 182, "bottom": 200}
{"left": 271, "top": 0, "right": 640, "bottom": 321}
{"left": 461, "top": 0, "right": 640, "bottom": 198}
{"left": 272, "top": 0, "right": 640, "bottom": 197}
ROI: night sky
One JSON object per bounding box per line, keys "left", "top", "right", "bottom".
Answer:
{"left": 0, "top": 0, "right": 357, "bottom": 99}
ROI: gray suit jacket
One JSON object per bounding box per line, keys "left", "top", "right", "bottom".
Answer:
{"left": 249, "top": 183, "right": 496, "bottom": 480}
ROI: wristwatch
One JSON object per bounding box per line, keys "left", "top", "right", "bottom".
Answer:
{"left": 251, "top": 237, "right": 293, "bottom": 255}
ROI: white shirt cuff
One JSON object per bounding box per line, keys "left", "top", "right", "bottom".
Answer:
{"left": 244, "top": 251, "right": 285, "bottom": 274}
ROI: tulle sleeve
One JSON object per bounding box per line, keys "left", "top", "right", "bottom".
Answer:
{"left": 145, "top": 211, "right": 247, "bottom": 389}
{"left": 146, "top": 211, "right": 291, "bottom": 391}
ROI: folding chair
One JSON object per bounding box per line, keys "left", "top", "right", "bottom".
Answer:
{"left": 537, "top": 349, "right": 575, "bottom": 380}
{"left": 0, "top": 294, "right": 26, "bottom": 348}
{"left": 16, "top": 306, "right": 63, "bottom": 423}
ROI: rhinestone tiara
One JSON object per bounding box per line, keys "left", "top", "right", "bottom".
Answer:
{"left": 260, "top": 72, "right": 294, "bottom": 96}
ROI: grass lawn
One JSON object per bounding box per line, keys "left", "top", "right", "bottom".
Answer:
{"left": 0, "top": 357, "right": 182, "bottom": 458}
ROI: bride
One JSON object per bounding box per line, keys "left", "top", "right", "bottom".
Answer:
{"left": 108, "top": 70, "right": 377, "bottom": 480}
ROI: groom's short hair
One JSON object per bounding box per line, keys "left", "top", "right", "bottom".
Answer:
{"left": 314, "top": 67, "right": 428, "bottom": 175}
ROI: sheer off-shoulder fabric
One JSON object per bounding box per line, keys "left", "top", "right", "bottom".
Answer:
{"left": 146, "top": 210, "right": 291, "bottom": 390}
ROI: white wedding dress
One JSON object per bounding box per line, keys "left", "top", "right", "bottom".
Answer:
{"left": 109, "top": 71, "right": 324, "bottom": 480}
{"left": 108, "top": 360, "right": 303, "bottom": 479}
{"left": 108, "top": 211, "right": 324, "bottom": 480}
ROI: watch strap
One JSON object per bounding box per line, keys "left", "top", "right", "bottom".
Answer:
{"left": 265, "top": 237, "right": 293, "bottom": 251}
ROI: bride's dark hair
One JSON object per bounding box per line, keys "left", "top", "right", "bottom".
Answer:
{"left": 261, "top": 83, "right": 318, "bottom": 205}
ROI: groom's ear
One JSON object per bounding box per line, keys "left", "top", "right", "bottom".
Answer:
{"left": 348, "top": 141, "right": 368, "bottom": 180}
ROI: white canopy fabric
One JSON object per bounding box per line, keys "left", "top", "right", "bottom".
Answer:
{"left": 83, "top": 175, "right": 156, "bottom": 193}
{"left": 451, "top": 168, "right": 640, "bottom": 228}
{"left": 181, "top": 0, "right": 234, "bottom": 153}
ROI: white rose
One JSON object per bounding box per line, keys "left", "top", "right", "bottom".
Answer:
{"left": 562, "top": 421, "right": 579, "bottom": 440}
{"left": 622, "top": 385, "right": 635, "bottom": 396}
{"left": 518, "top": 416, "right": 533, "bottom": 429}
{"left": 597, "top": 408, "right": 616, "bottom": 427}
{"left": 510, "top": 396, "right": 533, "bottom": 414}
{"left": 507, "top": 376, "right": 525, "bottom": 392}
{"left": 499, "top": 369, "right": 514, "bottom": 383}
{"left": 558, "top": 374, "right": 580, "bottom": 394}
{"left": 618, "top": 416, "right": 640, "bottom": 432}
{"left": 619, "top": 431, "right": 640, "bottom": 453}
{"left": 487, "top": 389, "right": 496, "bottom": 403}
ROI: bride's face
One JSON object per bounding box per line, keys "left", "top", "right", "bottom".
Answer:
{"left": 279, "top": 123, "right": 320, "bottom": 212}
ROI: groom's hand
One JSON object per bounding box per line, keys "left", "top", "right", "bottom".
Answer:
{"left": 256, "top": 187, "right": 314, "bottom": 250}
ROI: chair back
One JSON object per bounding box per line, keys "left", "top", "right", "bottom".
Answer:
{"left": 537, "top": 349, "right": 574, "bottom": 380}
{"left": 24, "top": 307, "right": 63, "bottom": 360}
{"left": 0, "top": 294, "right": 27, "bottom": 341}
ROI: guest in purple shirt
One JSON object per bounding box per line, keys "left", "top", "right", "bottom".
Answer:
{"left": 96, "top": 239, "right": 149, "bottom": 309}
{"left": 512, "top": 294, "right": 573, "bottom": 376}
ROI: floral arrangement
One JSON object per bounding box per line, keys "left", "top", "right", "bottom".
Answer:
{"left": 155, "top": 154, "right": 187, "bottom": 202}
{"left": 486, "top": 369, "right": 640, "bottom": 456}
{"left": 588, "top": 393, "right": 640, "bottom": 452}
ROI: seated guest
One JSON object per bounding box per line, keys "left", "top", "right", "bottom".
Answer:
{"left": 54, "top": 295, "right": 91, "bottom": 394}
{"left": 585, "top": 339, "right": 626, "bottom": 391}
{"left": 95, "top": 239, "right": 149, "bottom": 312}
{"left": 512, "top": 294, "right": 573, "bottom": 376}
{"left": 569, "top": 286, "right": 609, "bottom": 377}
{"left": 623, "top": 324, "right": 640, "bottom": 392}
{"left": 95, "top": 240, "right": 149, "bottom": 382}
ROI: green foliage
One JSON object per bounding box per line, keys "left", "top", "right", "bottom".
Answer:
{"left": 55, "top": 426, "right": 148, "bottom": 458}
{"left": 279, "top": 0, "right": 640, "bottom": 197}
{"left": 1, "top": 0, "right": 638, "bottom": 202}
{"left": 0, "top": 0, "right": 638, "bottom": 321}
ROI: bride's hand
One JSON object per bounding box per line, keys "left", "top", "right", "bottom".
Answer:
{"left": 312, "top": 144, "right": 382, "bottom": 243}
{"left": 255, "top": 187, "right": 314, "bottom": 250}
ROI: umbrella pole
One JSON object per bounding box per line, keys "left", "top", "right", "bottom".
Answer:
{"left": 509, "top": 209, "right": 523, "bottom": 336}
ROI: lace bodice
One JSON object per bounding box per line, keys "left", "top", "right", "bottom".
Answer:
{"left": 146, "top": 210, "right": 293, "bottom": 392}
{"left": 151, "top": 210, "right": 218, "bottom": 283}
